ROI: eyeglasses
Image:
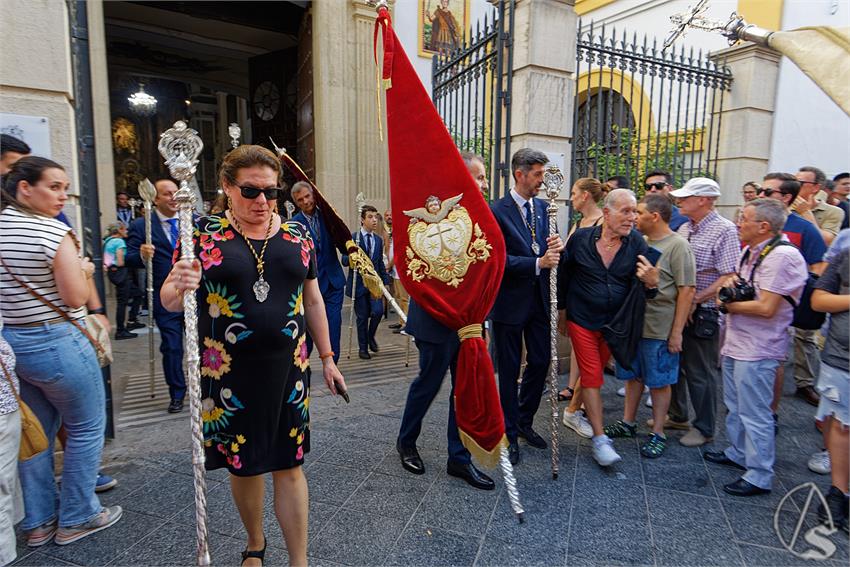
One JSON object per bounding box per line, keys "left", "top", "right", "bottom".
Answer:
{"left": 757, "top": 188, "right": 776, "bottom": 196}
{"left": 644, "top": 182, "right": 668, "bottom": 191}
{"left": 798, "top": 180, "right": 818, "bottom": 185}
{"left": 239, "top": 186, "right": 281, "bottom": 200}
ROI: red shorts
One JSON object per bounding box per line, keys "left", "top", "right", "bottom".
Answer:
{"left": 567, "top": 321, "right": 611, "bottom": 389}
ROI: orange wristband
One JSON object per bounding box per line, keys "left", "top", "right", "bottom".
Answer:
{"left": 319, "top": 351, "right": 335, "bottom": 361}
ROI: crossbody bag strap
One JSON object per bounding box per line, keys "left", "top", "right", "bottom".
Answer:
{"left": 0, "top": 355, "right": 22, "bottom": 404}
{"left": 0, "top": 256, "right": 105, "bottom": 356}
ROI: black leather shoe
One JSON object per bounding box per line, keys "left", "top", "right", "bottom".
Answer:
{"left": 397, "top": 443, "right": 425, "bottom": 475}
{"left": 167, "top": 399, "right": 184, "bottom": 413}
{"left": 369, "top": 339, "right": 380, "bottom": 353}
{"left": 723, "top": 478, "right": 771, "bottom": 497}
{"left": 796, "top": 386, "right": 820, "bottom": 407}
{"left": 517, "top": 426, "right": 547, "bottom": 449}
{"left": 508, "top": 442, "right": 520, "bottom": 465}
{"left": 703, "top": 451, "right": 746, "bottom": 471}
{"left": 115, "top": 330, "right": 137, "bottom": 340}
{"left": 388, "top": 323, "right": 402, "bottom": 330}
{"left": 358, "top": 351, "right": 371, "bottom": 360}
{"left": 126, "top": 321, "right": 145, "bottom": 331}
{"left": 447, "top": 461, "right": 495, "bottom": 490}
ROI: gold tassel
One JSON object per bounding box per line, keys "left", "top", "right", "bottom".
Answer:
{"left": 375, "top": 60, "right": 385, "bottom": 142}
{"left": 458, "top": 430, "right": 507, "bottom": 470}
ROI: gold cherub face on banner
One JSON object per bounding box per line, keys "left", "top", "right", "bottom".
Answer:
{"left": 403, "top": 194, "right": 491, "bottom": 288}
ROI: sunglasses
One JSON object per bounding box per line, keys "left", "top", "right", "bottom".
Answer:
{"left": 239, "top": 186, "right": 281, "bottom": 200}
{"left": 644, "top": 182, "right": 668, "bottom": 191}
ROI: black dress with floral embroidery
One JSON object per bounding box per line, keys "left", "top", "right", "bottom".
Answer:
{"left": 192, "top": 214, "right": 316, "bottom": 476}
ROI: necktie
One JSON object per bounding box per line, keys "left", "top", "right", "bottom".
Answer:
{"left": 366, "top": 233, "right": 373, "bottom": 257}
{"left": 167, "top": 218, "right": 179, "bottom": 246}
{"left": 523, "top": 202, "right": 534, "bottom": 235}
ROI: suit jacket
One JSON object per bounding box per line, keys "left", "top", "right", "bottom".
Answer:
{"left": 292, "top": 210, "right": 345, "bottom": 295}
{"left": 343, "top": 230, "right": 390, "bottom": 298}
{"left": 405, "top": 299, "right": 457, "bottom": 346}
{"left": 126, "top": 214, "right": 177, "bottom": 309}
{"left": 490, "top": 194, "right": 553, "bottom": 325}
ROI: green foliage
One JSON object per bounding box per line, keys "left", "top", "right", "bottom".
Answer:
{"left": 585, "top": 126, "right": 713, "bottom": 196}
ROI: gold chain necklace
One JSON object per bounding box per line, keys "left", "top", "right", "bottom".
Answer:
{"left": 228, "top": 211, "right": 274, "bottom": 302}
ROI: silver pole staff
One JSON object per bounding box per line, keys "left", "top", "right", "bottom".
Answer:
{"left": 543, "top": 166, "right": 564, "bottom": 480}
{"left": 158, "top": 121, "right": 210, "bottom": 566}
{"left": 347, "top": 193, "right": 367, "bottom": 359}
{"left": 138, "top": 179, "right": 157, "bottom": 398}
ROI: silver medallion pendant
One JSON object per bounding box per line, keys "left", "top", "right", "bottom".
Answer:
{"left": 253, "top": 277, "right": 270, "bottom": 303}
{"left": 531, "top": 241, "right": 541, "bottom": 255}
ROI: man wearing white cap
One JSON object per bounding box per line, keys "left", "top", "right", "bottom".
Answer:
{"left": 660, "top": 178, "right": 740, "bottom": 447}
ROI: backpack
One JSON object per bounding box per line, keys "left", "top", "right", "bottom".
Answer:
{"left": 774, "top": 242, "right": 825, "bottom": 330}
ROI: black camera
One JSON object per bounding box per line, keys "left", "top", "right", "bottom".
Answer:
{"left": 718, "top": 278, "right": 756, "bottom": 304}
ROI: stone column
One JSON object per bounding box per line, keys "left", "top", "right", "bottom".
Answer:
{"left": 87, "top": 0, "right": 117, "bottom": 230}
{"left": 508, "top": 0, "right": 577, "bottom": 233}
{"left": 710, "top": 42, "right": 782, "bottom": 219}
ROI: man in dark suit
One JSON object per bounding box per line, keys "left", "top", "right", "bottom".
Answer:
{"left": 343, "top": 205, "right": 391, "bottom": 360}
{"left": 126, "top": 179, "right": 186, "bottom": 413}
{"left": 490, "top": 148, "right": 563, "bottom": 465}
{"left": 395, "top": 152, "right": 496, "bottom": 489}
{"left": 291, "top": 181, "right": 345, "bottom": 362}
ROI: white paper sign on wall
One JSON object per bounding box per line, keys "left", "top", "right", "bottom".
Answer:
{"left": 0, "top": 114, "right": 51, "bottom": 159}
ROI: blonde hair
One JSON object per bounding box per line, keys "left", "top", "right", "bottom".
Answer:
{"left": 574, "top": 177, "right": 605, "bottom": 202}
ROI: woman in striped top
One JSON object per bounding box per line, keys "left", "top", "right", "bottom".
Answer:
{"left": 0, "top": 157, "right": 122, "bottom": 546}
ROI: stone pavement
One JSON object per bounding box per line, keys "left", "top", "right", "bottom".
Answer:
{"left": 11, "top": 312, "right": 850, "bottom": 567}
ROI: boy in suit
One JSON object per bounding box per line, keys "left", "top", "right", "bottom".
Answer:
{"left": 344, "top": 205, "right": 391, "bottom": 359}
{"left": 126, "top": 179, "right": 187, "bottom": 413}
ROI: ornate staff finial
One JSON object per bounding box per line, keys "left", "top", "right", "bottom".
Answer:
{"left": 158, "top": 121, "right": 203, "bottom": 188}
{"left": 269, "top": 137, "right": 286, "bottom": 157}
{"left": 543, "top": 166, "right": 564, "bottom": 201}
{"left": 284, "top": 201, "right": 296, "bottom": 219}
{"left": 228, "top": 123, "right": 241, "bottom": 149}
{"left": 664, "top": 0, "right": 772, "bottom": 50}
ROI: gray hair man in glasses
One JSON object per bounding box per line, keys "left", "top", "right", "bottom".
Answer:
{"left": 795, "top": 166, "right": 843, "bottom": 246}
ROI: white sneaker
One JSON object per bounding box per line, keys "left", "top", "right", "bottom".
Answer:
{"left": 592, "top": 436, "right": 622, "bottom": 467}
{"left": 807, "top": 450, "right": 831, "bottom": 474}
{"left": 562, "top": 409, "right": 593, "bottom": 438}
{"left": 645, "top": 396, "right": 653, "bottom": 408}
{"left": 617, "top": 385, "right": 649, "bottom": 397}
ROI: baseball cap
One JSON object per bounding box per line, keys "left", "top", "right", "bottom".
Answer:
{"left": 670, "top": 177, "right": 721, "bottom": 198}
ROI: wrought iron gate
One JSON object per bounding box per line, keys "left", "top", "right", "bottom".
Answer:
{"left": 432, "top": 0, "right": 514, "bottom": 200}
{"left": 571, "top": 21, "right": 732, "bottom": 189}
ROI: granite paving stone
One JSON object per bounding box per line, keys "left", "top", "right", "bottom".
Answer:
{"left": 473, "top": 536, "right": 567, "bottom": 567}
{"left": 305, "top": 462, "right": 372, "bottom": 506}
{"left": 11, "top": 551, "right": 80, "bottom": 566}
{"left": 345, "top": 471, "right": 431, "bottom": 519}
{"left": 307, "top": 508, "right": 407, "bottom": 565}
{"left": 410, "top": 473, "right": 501, "bottom": 536}
{"left": 640, "top": 460, "right": 717, "bottom": 497}
{"left": 384, "top": 525, "right": 481, "bottom": 567}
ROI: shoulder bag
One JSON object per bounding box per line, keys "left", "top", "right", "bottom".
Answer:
{"left": 0, "top": 355, "right": 49, "bottom": 461}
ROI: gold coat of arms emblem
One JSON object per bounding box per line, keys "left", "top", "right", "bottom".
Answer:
{"left": 403, "top": 194, "right": 492, "bottom": 288}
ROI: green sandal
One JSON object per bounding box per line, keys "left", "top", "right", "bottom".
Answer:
{"left": 603, "top": 420, "right": 636, "bottom": 439}
{"left": 641, "top": 433, "right": 667, "bottom": 458}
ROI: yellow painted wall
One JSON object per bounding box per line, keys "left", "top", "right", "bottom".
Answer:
{"left": 736, "top": 0, "right": 783, "bottom": 31}
{"left": 575, "top": 0, "right": 617, "bottom": 17}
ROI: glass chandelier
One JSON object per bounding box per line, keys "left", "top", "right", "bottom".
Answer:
{"left": 128, "top": 84, "right": 157, "bottom": 117}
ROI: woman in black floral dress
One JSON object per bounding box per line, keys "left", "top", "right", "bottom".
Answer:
{"left": 161, "top": 145, "right": 346, "bottom": 567}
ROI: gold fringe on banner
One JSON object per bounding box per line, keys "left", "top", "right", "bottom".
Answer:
{"left": 458, "top": 430, "right": 508, "bottom": 470}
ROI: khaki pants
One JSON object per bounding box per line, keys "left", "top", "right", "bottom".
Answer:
{"left": 0, "top": 409, "right": 23, "bottom": 566}
{"left": 393, "top": 279, "right": 409, "bottom": 317}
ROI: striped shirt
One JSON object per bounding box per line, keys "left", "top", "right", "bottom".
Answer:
{"left": 676, "top": 210, "right": 740, "bottom": 308}
{"left": 0, "top": 206, "right": 86, "bottom": 325}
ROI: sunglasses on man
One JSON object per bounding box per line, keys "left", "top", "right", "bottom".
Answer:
{"left": 757, "top": 188, "right": 787, "bottom": 197}
{"left": 239, "top": 186, "right": 281, "bottom": 200}
{"left": 644, "top": 181, "right": 669, "bottom": 191}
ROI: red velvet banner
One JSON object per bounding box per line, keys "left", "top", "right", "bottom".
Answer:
{"left": 375, "top": 8, "right": 507, "bottom": 463}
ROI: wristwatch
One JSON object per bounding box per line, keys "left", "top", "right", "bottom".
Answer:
{"left": 89, "top": 307, "right": 106, "bottom": 315}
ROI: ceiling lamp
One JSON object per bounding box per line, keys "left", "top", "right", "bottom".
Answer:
{"left": 128, "top": 84, "right": 157, "bottom": 116}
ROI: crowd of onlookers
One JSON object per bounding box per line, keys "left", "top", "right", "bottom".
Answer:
{"left": 0, "top": 128, "right": 847, "bottom": 566}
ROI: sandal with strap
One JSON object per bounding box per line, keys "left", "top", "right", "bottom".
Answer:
{"left": 641, "top": 433, "right": 667, "bottom": 458}
{"left": 603, "top": 419, "right": 636, "bottom": 439}
{"left": 558, "top": 387, "right": 574, "bottom": 402}
{"left": 241, "top": 536, "right": 267, "bottom": 566}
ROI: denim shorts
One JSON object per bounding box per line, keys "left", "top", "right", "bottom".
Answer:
{"left": 815, "top": 362, "right": 849, "bottom": 427}
{"left": 615, "top": 338, "right": 680, "bottom": 388}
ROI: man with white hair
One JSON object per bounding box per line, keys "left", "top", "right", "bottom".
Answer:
{"left": 706, "top": 198, "right": 808, "bottom": 496}
{"left": 558, "top": 188, "right": 659, "bottom": 466}
{"left": 662, "top": 178, "right": 740, "bottom": 447}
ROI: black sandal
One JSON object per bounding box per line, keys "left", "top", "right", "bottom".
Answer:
{"left": 558, "top": 387, "right": 574, "bottom": 402}
{"left": 241, "top": 536, "right": 266, "bottom": 566}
